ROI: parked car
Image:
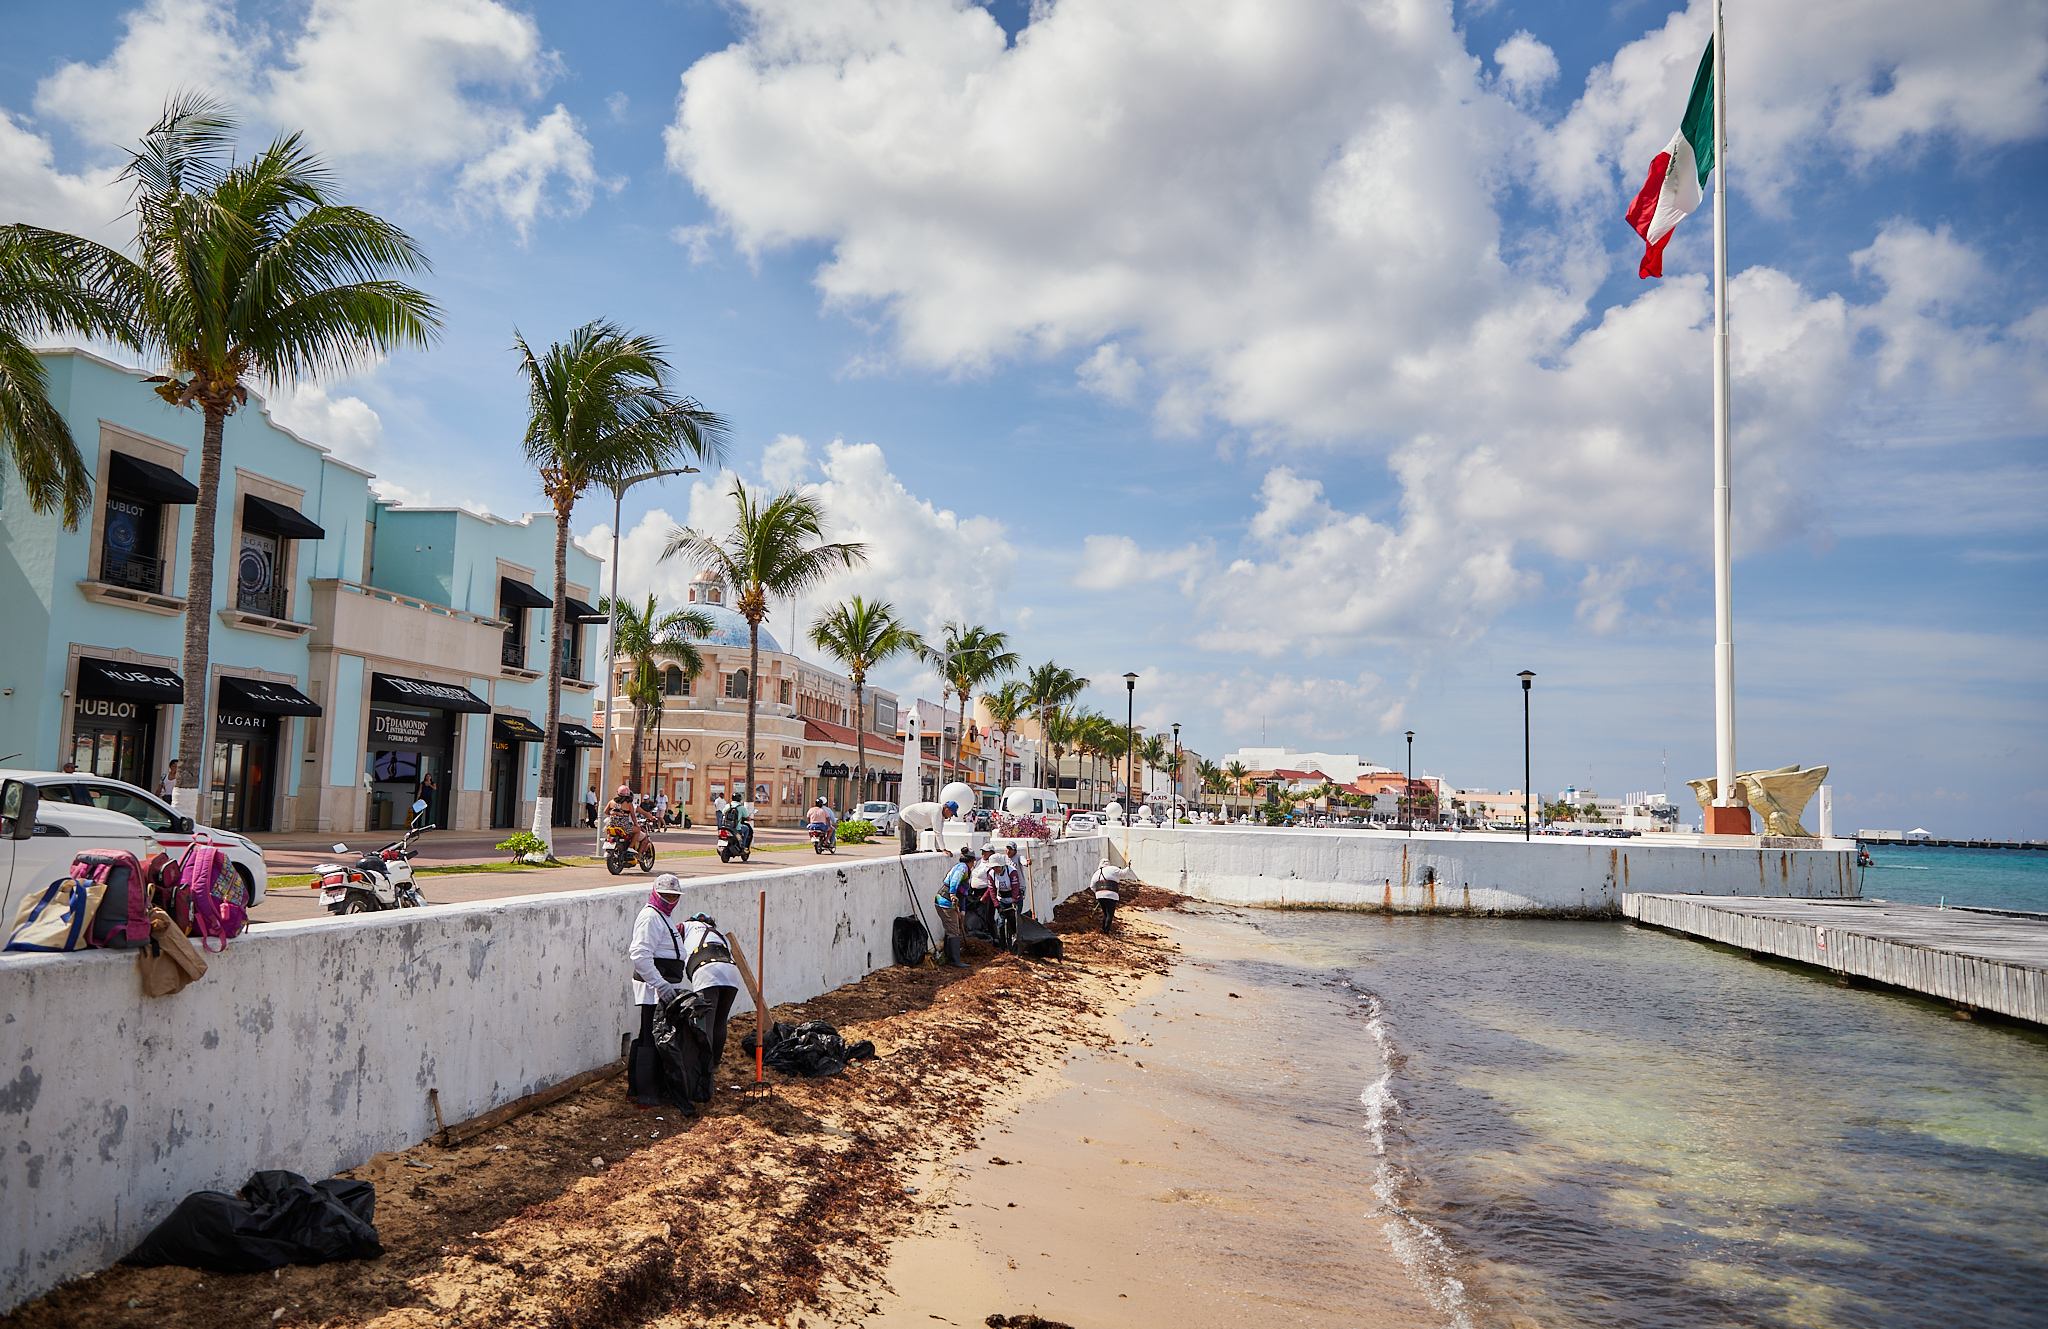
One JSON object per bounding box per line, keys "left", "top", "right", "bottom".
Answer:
{"left": 855, "top": 801, "right": 899, "bottom": 835}
{"left": 20, "top": 771, "right": 268, "bottom": 905}
{"left": 1063, "top": 811, "right": 1102, "bottom": 837}
{"left": 1, "top": 776, "right": 162, "bottom": 925}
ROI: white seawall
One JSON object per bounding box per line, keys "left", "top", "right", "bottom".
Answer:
{"left": 1111, "top": 825, "right": 1857, "bottom": 914}
{"left": 0, "top": 839, "right": 1099, "bottom": 1311}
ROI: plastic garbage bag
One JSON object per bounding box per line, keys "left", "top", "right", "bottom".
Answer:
{"left": 654, "top": 988, "right": 718, "bottom": 1106}
{"left": 124, "top": 1170, "right": 382, "bottom": 1273}
{"left": 742, "top": 1020, "right": 877, "bottom": 1078}
{"left": 892, "top": 915, "right": 929, "bottom": 966}
{"left": 1015, "top": 915, "right": 1063, "bottom": 961}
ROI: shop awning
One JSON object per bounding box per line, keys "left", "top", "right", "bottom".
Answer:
{"left": 242, "top": 493, "right": 326, "bottom": 541}
{"left": 369, "top": 672, "right": 491, "bottom": 713}
{"left": 76, "top": 656, "right": 184, "bottom": 703}
{"left": 563, "top": 596, "right": 604, "bottom": 623}
{"left": 493, "top": 714, "right": 547, "bottom": 743}
{"left": 219, "top": 676, "right": 323, "bottom": 716}
{"left": 499, "top": 577, "right": 553, "bottom": 611}
{"left": 108, "top": 452, "right": 199, "bottom": 505}
{"left": 556, "top": 721, "right": 604, "bottom": 748}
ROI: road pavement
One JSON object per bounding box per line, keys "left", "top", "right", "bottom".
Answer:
{"left": 246, "top": 838, "right": 905, "bottom": 925}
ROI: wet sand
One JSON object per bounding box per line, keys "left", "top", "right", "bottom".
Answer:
{"left": 865, "top": 908, "right": 1448, "bottom": 1329}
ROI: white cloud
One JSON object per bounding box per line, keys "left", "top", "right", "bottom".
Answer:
{"left": 1076, "top": 342, "right": 1141, "bottom": 402}
{"left": 1071, "top": 533, "right": 1204, "bottom": 591}
{"left": 28, "top": 0, "right": 604, "bottom": 233}
{"left": 759, "top": 433, "right": 812, "bottom": 489}
{"left": 260, "top": 379, "right": 387, "bottom": 469}
{"left": 0, "top": 111, "right": 125, "bottom": 239}
{"left": 1494, "top": 32, "right": 1559, "bottom": 103}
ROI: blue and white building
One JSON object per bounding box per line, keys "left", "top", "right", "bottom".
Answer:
{"left": 0, "top": 348, "right": 601, "bottom": 834}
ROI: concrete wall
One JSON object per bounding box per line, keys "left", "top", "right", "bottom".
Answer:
{"left": 1113, "top": 825, "right": 1857, "bottom": 915}
{"left": 0, "top": 837, "right": 1101, "bottom": 1311}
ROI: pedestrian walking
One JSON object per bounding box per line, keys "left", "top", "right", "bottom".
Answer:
{"left": 583, "top": 785, "right": 599, "bottom": 827}
{"left": 1090, "top": 860, "right": 1131, "bottom": 933}
{"left": 157, "top": 760, "right": 179, "bottom": 800}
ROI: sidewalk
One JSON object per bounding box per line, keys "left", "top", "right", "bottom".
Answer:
{"left": 245, "top": 823, "right": 778, "bottom": 874}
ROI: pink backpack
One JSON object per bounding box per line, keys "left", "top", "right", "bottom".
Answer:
{"left": 179, "top": 834, "right": 247, "bottom": 951}
{"left": 72, "top": 849, "right": 151, "bottom": 950}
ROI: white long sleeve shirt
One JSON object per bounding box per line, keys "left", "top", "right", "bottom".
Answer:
{"left": 629, "top": 905, "right": 684, "bottom": 1006}
{"left": 678, "top": 918, "right": 744, "bottom": 993}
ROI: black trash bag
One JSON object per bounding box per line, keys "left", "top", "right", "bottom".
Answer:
{"left": 1015, "top": 915, "right": 1064, "bottom": 961}
{"left": 125, "top": 1170, "right": 382, "bottom": 1273}
{"left": 964, "top": 902, "right": 997, "bottom": 941}
{"left": 742, "top": 1020, "right": 877, "bottom": 1078}
{"left": 892, "top": 915, "right": 930, "bottom": 966}
{"left": 654, "top": 988, "right": 718, "bottom": 1105}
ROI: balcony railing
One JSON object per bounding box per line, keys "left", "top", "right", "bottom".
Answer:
{"left": 101, "top": 549, "right": 164, "bottom": 594}
{"left": 236, "top": 581, "right": 288, "bottom": 620}
{"left": 502, "top": 635, "right": 527, "bottom": 670}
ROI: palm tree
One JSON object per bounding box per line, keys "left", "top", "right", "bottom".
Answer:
{"left": 982, "top": 680, "right": 1030, "bottom": 792}
{"left": 1139, "top": 734, "right": 1170, "bottom": 803}
{"left": 920, "top": 622, "right": 1019, "bottom": 788}
{"left": 1226, "top": 760, "right": 1251, "bottom": 816}
{"left": 519, "top": 321, "right": 727, "bottom": 847}
{"left": 0, "top": 227, "right": 140, "bottom": 526}
{"left": 1023, "top": 661, "right": 1087, "bottom": 787}
{"left": 604, "top": 594, "right": 713, "bottom": 794}
{"left": 1090, "top": 716, "right": 1130, "bottom": 809}
{"left": 1197, "top": 759, "right": 1224, "bottom": 814}
{"left": 663, "top": 481, "right": 864, "bottom": 816}
{"left": 1040, "top": 707, "right": 1081, "bottom": 808}
{"left": 808, "top": 595, "right": 918, "bottom": 806}
{"left": 17, "top": 95, "right": 442, "bottom": 815}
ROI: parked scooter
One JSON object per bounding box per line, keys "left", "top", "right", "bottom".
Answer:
{"left": 315, "top": 801, "right": 433, "bottom": 915}
{"left": 809, "top": 821, "right": 837, "bottom": 855}
{"left": 605, "top": 811, "right": 657, "bottom": 875}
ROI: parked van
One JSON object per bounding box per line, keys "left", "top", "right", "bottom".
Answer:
{"left": 1, "top": 777, "right": 162, "bottom": 934}
{"left": 999, "top": 787, "right": 1064, "bottom": 821}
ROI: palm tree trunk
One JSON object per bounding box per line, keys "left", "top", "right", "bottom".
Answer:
{"left": 629, "top": 698, "right": 647, "bottom": 792}
{"left": 851, "top": 672, "right": 866, "bottom": 814}
{"left": 745, "top": 619, "right": 760, "bottom": 820}
{"left": 173, "top": 406, "right": 226, "bottom": 820}
{"left": 532, "top": 501, "right": 570, "bottom": 853}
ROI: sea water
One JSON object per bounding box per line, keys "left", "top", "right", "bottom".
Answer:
{"left": 1231, "top": 911, "right": 2048, "bottom": 1328}
{"left": 1856, "top": 845, "right": 2048, "bottom": 913}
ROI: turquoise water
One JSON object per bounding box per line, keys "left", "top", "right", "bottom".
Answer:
{"left": 1237, "top": 911, "right": 2048, "bottom": 1328}
{"left": 1857, "top": 846, "right": 2048, "bottom": 913}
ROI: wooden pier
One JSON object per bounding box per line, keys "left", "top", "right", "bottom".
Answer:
{"left": 1621, "top": 894, "right": 2048, "bottom": 1025}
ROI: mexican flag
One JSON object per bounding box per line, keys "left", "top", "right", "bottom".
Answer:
{"left": 1625, "top": 39, "right": 1715, "bottom": 279}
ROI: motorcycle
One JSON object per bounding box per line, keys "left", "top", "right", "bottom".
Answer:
{"left": 808, "top": 820, "right": 837, "bottom": 855}
{"left": 605, "top": 812, "right": 657, "bottom": 875}
{"left": 315, "top": 801, "right": 432, "bottom": 915}
{"left": 717, "top": 819, "right": 752, "bottom": 864}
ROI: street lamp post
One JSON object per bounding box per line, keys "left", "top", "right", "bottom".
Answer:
{"left": 1172, "top": 721, "right": 1180, "bottom": 820}
{"left": 1518, "top": 671, "right": 1536, "bottom": 841}
{"left": 597, "top": 466, "right": 697, "bottom": 858}
{"left": 1405, "top": 730, "right": 1415, "bottom": 835}
{"left": 1122, "top": 673, "right": 1139, "bottom": 853}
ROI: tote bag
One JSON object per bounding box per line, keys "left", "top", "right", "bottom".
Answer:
{"left": 6, "top": 877, "right": 110, "bottom": 952}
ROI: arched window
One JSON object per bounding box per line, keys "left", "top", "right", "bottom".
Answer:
{"left": 725, "top": 668, "right": 750, "bottom": 700}
{"left": 664, "top": 666, "right": 685, "bottom": 696}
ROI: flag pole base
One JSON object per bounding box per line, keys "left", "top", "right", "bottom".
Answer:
{"left": 1706, "top": 805, "right": 1752, "bottom": 835}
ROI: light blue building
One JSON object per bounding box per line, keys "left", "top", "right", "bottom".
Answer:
{"left": 0, "top": 348, "right": 601, "bottom": 835}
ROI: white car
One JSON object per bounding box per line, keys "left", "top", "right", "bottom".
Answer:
{"left": 2, "top": 776, "right": 163, "bottom": 927}
{"left": 854, "top": 801, "right": 899, "bottom": 835}
{"left": 1062, "top": 811, "right": 1102, "bottom": 838}
{"left": 20, "top": 771, "right": 268, "bottom": 905}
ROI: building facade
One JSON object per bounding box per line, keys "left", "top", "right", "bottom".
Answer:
{"left": 0, "top": 349, "right": 601, "bottom": 834}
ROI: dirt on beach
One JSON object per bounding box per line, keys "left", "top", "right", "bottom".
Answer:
{"left": 7, "top": 885, "right": 1189, "bottom": 1329}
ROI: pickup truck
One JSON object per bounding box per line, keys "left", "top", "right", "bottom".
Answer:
{"left": 1, "top": 778, "right": 162, "bottom": 936}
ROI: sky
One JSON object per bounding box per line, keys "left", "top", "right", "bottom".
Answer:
{"left": 2, "top": 0, "right": 2044, "bottom": 836}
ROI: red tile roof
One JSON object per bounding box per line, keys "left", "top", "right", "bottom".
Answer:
{"left": 803, "top": 717, "right": 862, "bottom": 746}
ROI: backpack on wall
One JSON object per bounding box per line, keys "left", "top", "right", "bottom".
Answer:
{"left": 73, "top": 849, "right": 152, "bottom": 950}
{"left": 178, "top": 834, "right": 247, "bottom": 951}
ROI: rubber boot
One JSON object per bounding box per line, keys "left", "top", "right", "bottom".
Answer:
{"left": 945, "top": 936, "right": 968, "bottom": 968}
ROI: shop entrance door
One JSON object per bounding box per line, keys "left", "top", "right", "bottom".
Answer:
{"left": 552, "top": 751, "right": 575, "bottom": 827}
{"left": 210, "top": 711, "right": 275, "bottom": 831}
{"left": 490, "top": 740, "right": 517, "bottom": 828}
{"left": 72, "top": 707, "right": 149, "bottom": 787}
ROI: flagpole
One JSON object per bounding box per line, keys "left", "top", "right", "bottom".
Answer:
{"left": 1709, "top": 0, "right": 1739, "bottom": 832}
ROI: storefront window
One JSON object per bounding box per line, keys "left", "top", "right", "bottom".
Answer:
{"left": 236, "top": 529, "right": 284, "bottom": 617}
{"left": 102, "top": 494, "right": 165, "bottom": 593}
{"left": 366, "top": 704, "right": 450, "bottom": 830}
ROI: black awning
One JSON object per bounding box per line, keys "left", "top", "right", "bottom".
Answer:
{"left": 556, "top": 721, "right": 603, "bottom": 748}
{"left": 370, "top": 672, "right": 491, "bottom": 714}
{"left": 243, "top": 493, "right": 326, "bottom": 541}
{"left": 108, "top": 452, "right": 199, "bottom": 505}
{"left": 493, "top": 714, "right": 547, "bottom": 743}
{"left": 563, "top": 596, "right": 604, "bottom": 623}
{"left": 219, "top": 676, "right": 323, "bottom": 716}
{"left": 77, "top": 656, "right": 184, "bottom": 703}
{"left": 499, "top": 577, "right": 553, "bottom": 611}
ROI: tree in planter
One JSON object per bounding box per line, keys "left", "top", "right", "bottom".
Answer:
{"left": 15, "top": 95, "right": 443, "bottom": 816}
{"left": 663, "top": 482, "right": 864, "bottom": 824}
{"left": 808, "top": 596, "right": 918, "bottom": 808}
{"left": 0, "top": 227, "right": 140, "bottom": 527}
{"left": 604, "top": 594, "right": 713, "bottom": 794}
{"left": 519, "top": 320, "right": 727, "bottom": 851}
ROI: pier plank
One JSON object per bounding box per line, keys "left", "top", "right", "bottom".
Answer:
{"left": 1620, "top": 894, "right": 2048, "bottom": 1025}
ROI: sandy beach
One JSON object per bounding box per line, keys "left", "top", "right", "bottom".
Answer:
{"left": 8, "top": 888, "right": 1440, "bottom": 1329}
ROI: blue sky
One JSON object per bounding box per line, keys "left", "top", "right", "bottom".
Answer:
{"left": 3, "top": 0, "right": 2044, "bottom": 835}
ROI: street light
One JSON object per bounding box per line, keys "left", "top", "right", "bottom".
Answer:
{"left": 1405, "top": 730, "right": 1415, "bottom": 835}
{"left": 1171, "top": 721, "right": 1180, "bottom": 820}
{"left": 1518, "top": 671, "right": 1536, "bottom": 841}
{"left": 1122, "top": 673, "right": 1139, "bottom": 849}
{"left": 597, "top": 466, "right": 698, "bottom": 858}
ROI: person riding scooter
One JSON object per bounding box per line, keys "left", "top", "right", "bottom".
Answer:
{"left": 805, "top": 797, "right": 837, "bottom": 848}
{"left": 718, "top": 799, "right": 754, "bottom": 855}
{"left": 606, "top": 785, "right": 655, "bottom": 859}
